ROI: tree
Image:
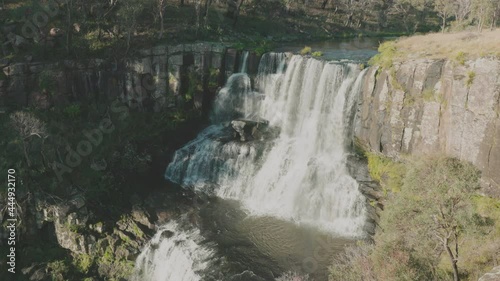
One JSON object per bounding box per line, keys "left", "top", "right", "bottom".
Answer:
{"left": 157, "top": 0, "right": 167, "bottom": 39}
{"left": 116, "top": 0, "right": 145, "bottom": 54}
{"left": 454, "top": 0, "right": 472, "bottom": 25}
{"left": 10, "top": 111, "right": 48, "bottom": 167}
{"left": 226, "top": 0, "right": 245, "bottom": 26}
{"left": 385, "top": 157, "right": 480, "bottom": 281}
{"left": 434, "top": 0, "right": 457, "bottom": 32}
{"left": 392, "top": 0, "right": 433, "bottom": 33}
{"left": 471, "top": 0, "right": 496, "bottom": 31}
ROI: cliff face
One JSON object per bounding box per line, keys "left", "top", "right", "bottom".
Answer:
{"left": 0, "top": 43, "right": 259, "bottom": 112}
{"left": 355, "top": 58, "right": 500, "bottom": 196}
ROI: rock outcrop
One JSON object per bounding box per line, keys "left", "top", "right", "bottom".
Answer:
{"left": 0, "top": 43, "right": 259, "bottom": 112}
{"left": 355, "top": 58, "right": 500, "bottom": 196}
{"left": 231, "top": 119, "right": 268, "bottom": 141}
{"left": 479, "top": 266, "right": 500, "bottom": 281}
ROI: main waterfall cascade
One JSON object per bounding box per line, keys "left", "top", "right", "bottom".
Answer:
{"left": 133, "top": 53, "right": 370, "bottom": 281}
{"left": 166, "top": 53, "right": 368, "bottom": 236}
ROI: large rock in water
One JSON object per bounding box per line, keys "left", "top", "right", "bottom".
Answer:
{"left": 479, "top": 266, "right": 500, "bottom": 281}
{"left": 355, "top": 58, "right": 500, "bottom": 197}
{"left": 231, "top": 119, "right": 268, "bottom": 141}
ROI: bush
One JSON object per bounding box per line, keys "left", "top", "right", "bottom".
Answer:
{"left": 47, "top": 260, "right": 70, "bottom": 281}
{"left": 329, "top": 243, "right": 375, "bottom": 281}
{"left": 466, "top": 71, "right": 476, "bottom": 88}
{"left": 368, "top": 41, "right": 398, "bottom": 69}
{"left": 73, "top": 254, "right": 94, "bottom": 274}
{"left": 374, "top": 156, "right": 481, "bottom": 280}
{"left": 63, "top": 104, "right": 82, "bottom": 118}
{"left": 311, "top": 51, "right": 323, "bottom": 57}
{"left": 38, "top": 71, "right": 57, "bottom": 94}
{"left": 366, "top": 152, "right": 405, "bottom": 193}
{"left": 300, "top": 46, "right": 312, "bottom": 55}
{"left": 454, "top": 51, "right": 467, "bottom": 65}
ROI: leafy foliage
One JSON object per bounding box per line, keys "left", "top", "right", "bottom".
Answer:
{"left": 300, "top": 46, "right": 312, "bottom": 55}
{"left": 366, "top": 152, "right": 406, "bottom": 193}
{"left": 331, "top": 156, "right": 495, "bottom": 281}
{"left": 368, "top": 41, "right": 398, "bottom": 69}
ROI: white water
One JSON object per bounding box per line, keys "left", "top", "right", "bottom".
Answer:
{"left": 132, "top": 221, "right": 214, "bottom": 281}
{"left": 166, "top": 53, "right": 368, "bottom": 236}
{"left": 239, "top": 51, "right": 249, "bottom": 73}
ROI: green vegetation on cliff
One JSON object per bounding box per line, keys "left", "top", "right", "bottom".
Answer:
{"left": 0, "top": 99, "right": 204, "bottom": 280}
{"left": 330, "top": 155, "right": 500, "bottom": 281}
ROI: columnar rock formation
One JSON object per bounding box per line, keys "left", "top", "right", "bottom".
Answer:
{"left": 355, "top": 59, "right": 500, "bottom": 196}
{"left": 0, "top": 43, "right": 260, "bottom": 112}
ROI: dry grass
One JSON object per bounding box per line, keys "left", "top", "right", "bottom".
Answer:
{"left": 392, "top": 29, "right": 500, "bottom": 61}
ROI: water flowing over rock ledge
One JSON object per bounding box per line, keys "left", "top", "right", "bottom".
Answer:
{"left": 355, "top": 58, "right": 500, "bottom": 196}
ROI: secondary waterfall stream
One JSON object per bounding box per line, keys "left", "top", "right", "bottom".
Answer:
{"left": 134, "top": 52, "right": 370, "bottom": 281}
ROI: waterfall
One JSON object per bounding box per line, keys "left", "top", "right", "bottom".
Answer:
{"left": 239, "top": 51, "right": 250, "bottom": 73}
{"left": 166, "top": 53, "right": 368, "bottom": 236}
{"left": 132, "top": 221, "right": 215, "bottom": 281}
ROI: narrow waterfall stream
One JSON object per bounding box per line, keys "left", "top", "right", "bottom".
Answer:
{"left": 134, "top": 53, "right": 370, "bottom": 281}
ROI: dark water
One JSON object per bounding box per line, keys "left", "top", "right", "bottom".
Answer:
{"left": 274, "top": 37, "right": 383, "bottom": 61}
{"left": 194, "top": 197, "right": 356, "bottom": 280}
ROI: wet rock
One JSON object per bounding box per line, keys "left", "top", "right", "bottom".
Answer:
{"left": 131, "top": 205, "right": 155, "bottom": 230}
{"left": 231, "top": 119, "right": 268, "bottom": 142}
{"left": 161, "top": 230, "right": 174, "bottom": 239}
{"left": 22, "top": 263, "right": 50, "bottom": 281}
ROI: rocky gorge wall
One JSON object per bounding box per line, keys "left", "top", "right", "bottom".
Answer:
{"left": 354, "top": 58, "right": 500, "bottom": 196}
{"left": 0, "top": 43, "right": 260, "bottom": 112}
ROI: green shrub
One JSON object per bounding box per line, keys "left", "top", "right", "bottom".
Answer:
{"left": 466, "top": 71, "right": 476, "bottom": 88}
{"left": 368, "top": 41, "right": 398, "bottom": 69}
{"left": 366, "top": 152, "right": 406, "bottom": 193}
{"left": 254, "top": 40, "right": 274, "bottom": 56}
{"left": 63, "top": 104, "right": 82, "bottom": 118}
{"left": 300, "top": 46, "right": 312, "bottom": 55}
{"left": 311, "top": 51, "right": 323, "bottom": 57}
{"left": 47, "top": 260, "right": 70, "bottom": 280}
{"left": 38, "top": 71, "right": 57, "bottom": 94}
{"left": 454, "top": 51, "right": 467, "bottom": 66}
{"left": 329, "top": 243, "right": 375, "bottom": 281}
{"left": 73, "top": 254, "right": 94, "bottom": 274}
{"left": 422, "top": 88, "right": 436, "bottom": 102}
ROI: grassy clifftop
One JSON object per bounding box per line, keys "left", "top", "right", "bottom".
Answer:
{"left": 370, "top": 29, "right": 500, "bottom": 68}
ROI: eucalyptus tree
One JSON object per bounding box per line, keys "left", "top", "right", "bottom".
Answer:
{"left": 434, "top": 0, "right": 458, "bottom": 32}
{"left": 116, "top": 0, "right": 146, "bottom": 53}
{"left": 384, "top": 157, "right": 481, "bottom": 281}
{"left": 471, "top": 0, "right": 497, "bottom": 31}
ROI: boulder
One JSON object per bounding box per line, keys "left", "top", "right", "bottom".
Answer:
{"left": 231, "top": 119, "right": 268, "bottom": 141}
{"left": 479, "top": 266, "right": 500, "bottom": 281}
